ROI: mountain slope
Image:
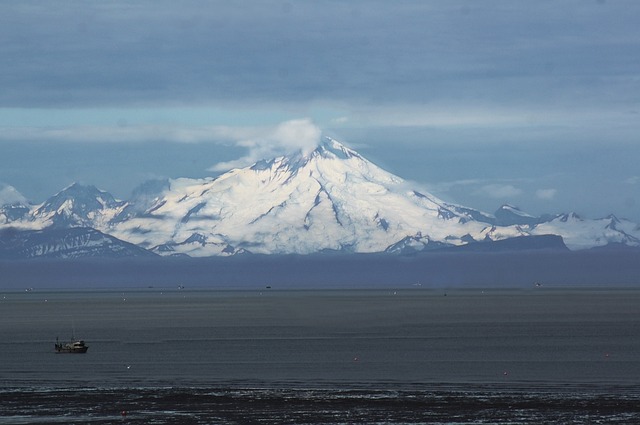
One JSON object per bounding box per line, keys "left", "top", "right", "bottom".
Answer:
{"left": 0, "top": 185, "right": 30, "bottom": 224}
{"left": 0, "top": 227, "right": 156, "bottom": 259}
{"left": 530, "top": 213, "right": 640, "bottom": 250}
{"left": 110, "top": 138, "right": 496, "bottom": 256}
{"left": 31, "top": 183, "right": 126, "bottom": 228}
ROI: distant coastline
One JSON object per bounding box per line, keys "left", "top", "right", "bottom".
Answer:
{"left": 1, "top": 249, "right": 638, "bottom": 291}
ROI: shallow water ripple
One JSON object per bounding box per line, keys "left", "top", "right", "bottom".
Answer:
{"left": 2, "top": 386, "right": 640, "bottom": 424}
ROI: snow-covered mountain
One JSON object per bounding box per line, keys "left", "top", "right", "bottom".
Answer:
{"left": 530, "top": 213, "right": 640, "bottom": 250}
{"left": 1, "top": 138, "right": 639, "bottom": 258}
{"left": 0, "top": 227, "right": 156, "bottom": 259}
{"left": 494, "top": 204, "right": 543, "bottom": 226}
{"left": 108, "top": 138, "right": 513, "bottom": 256}
{"left": 0, "top": 184, "right": 30, "bottom": 224}
{"left": 0, "top": 204, "right": 30, "bottom": 225}
{"left": 30, "top": 183, "right": 127, "bottom": 228}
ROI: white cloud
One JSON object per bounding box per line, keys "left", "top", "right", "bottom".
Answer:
{"left": 0, "top": 118, "right": 323, "bottom": 173}
{"left": 330, "top": 116, "right": 350, "bottom": 125}
{"left": 271, "top": 118, "right": 322, "bottom": 155}
{"left": 475, "top": 184, "right": 523, "bottom": 199}
{"left": 343, "top": 104, "right": 640, "bottom": 145}
{"left": 0, "top": 119, "right": 322, "bottom": 152}
{"left": 352, "top": 105, "right": 527, "bottom": 128}
{"left": 209, "top": 118, "right": 322, "bottom": 172}
{"left": 536, "top": 188, "right": 557, "bottom": 200}
{"left": 431, "top": 179, "right": 484, "bottom": 193}
{"left": 0, "top": 124, "right": 263, "bottom": 144}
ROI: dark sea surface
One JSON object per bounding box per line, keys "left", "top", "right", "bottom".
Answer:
{"left": 1, "top": 287, "right": 639, "bottom": 424}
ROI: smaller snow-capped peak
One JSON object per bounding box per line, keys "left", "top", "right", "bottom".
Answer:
{"left": 531, "top": 212, "right": 640, "bottom": 250}
{"left": 0, "top": 184, "right": 28, "bottom": 207}
{"left": 497, "top": 204, "right": 535, "bottom": 218}
{"left": 0, "top": 185, "right": 30, "bottom": 224}
{"left": 604, "top": 214, "right": 620, "bottom": 228}
{"left": 38, "top": 183, "right": 119, "bottom": 210}
{"left": 33, "top": 183, "right": 125, "bottom": 227}
{"left": 494, "top": 204, "right": 540, "bottom": 226}
{"left": 557, "top": 212, "right": 583, "bottom": 223}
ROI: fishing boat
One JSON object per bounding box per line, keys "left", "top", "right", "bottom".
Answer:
{"left": 55, "top": 337, "right": 89, "bottom": 353}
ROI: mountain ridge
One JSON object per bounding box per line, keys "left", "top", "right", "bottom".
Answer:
{"left": 1, "top": 138, "right": 639, "bottom": 258}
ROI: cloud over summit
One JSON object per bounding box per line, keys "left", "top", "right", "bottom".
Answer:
{"left": 209, "top": 119, "right": 321, "bottom": 172}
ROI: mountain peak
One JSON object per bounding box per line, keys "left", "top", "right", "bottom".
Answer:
{"left": 557, "top": 212, "right": 583, "bottom": 222}
{"left": 313, "top": 137, "right": 361, "bottom": 160}
{"left": 46, "top": 183, "right": 118, "bottom": 207}
{"left": 494, "top": 204, "right": 540, "bottom": 226}
{"left": 248, "top": 137, "right": 364, "bottom": 178}
{"left": 62, "top": 182, "right": 98, "bottom": 193}
{"left": 0, "top": 184, "right": 28, "bottom": 207}
{"left": 34, "top": 183, "right": 124, "bottom": 227}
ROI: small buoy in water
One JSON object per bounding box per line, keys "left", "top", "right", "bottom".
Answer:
{"left": 121, "top": 410, "right": 127, "bottom": 417}
{"left": 353, "top": 357, "right": 359, "bottom": 362}
{"left": 503, "top": 370, "right": 509, "bottom": 376}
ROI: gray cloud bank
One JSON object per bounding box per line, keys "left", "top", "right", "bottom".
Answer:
{"left": 2, "top": 0, "right": 639, "bottom": 114}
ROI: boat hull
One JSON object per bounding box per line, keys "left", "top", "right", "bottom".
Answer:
{"left": 55, "top": 346, "right": 89, "bottom": 353}
{"left": 55, "top": 340, "right": 89, "bottom": 353}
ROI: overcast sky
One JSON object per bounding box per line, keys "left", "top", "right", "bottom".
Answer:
{"left": 1, "top": 0, "right": 639, "bottom": 221}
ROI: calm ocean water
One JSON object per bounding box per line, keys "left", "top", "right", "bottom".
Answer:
{"left": 1, "top": 287, "right": 639, "bottom": 424}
